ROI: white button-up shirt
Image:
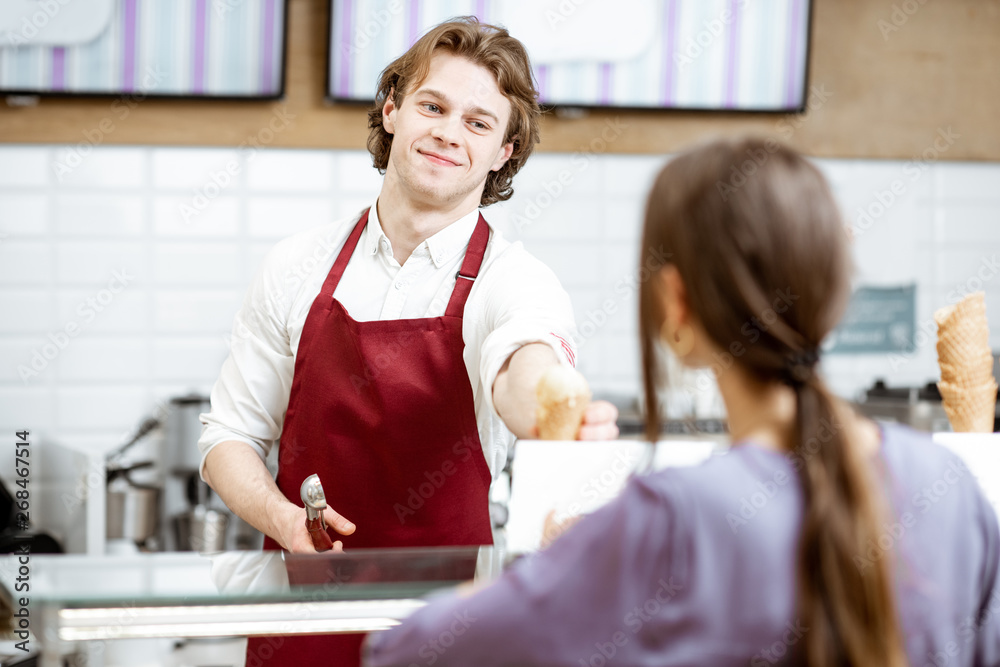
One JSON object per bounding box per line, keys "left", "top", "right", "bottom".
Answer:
{"left": 198, "top": 202, "right": 579, "bottom": 482}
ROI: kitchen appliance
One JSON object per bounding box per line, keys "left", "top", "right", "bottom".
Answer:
{"left": 852, "top": 379, "right": 998, "bottom": 432}
{"left": 173, "top": 475, "right": 229, "bottom": 553}
{"left": 598, "top": 393, "right": 728, "bottom": 439}
{"left": 173, "top": 506, "right": 229, "bottom": 553}
{"left": 105, "top": 462, "right": 160, "bottom": 547}
{"left": 161, "top": 393, "right": 248, "bottom": 552}
{"left": 105, "top": 417, "right": 162, "bottom": 550}
{"left": 165, "top": 394, "right": 213, "bottom": 474}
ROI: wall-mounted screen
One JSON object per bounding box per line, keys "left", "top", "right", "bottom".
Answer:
{"left": 0, "top": 0, "right": 287, "bottom": 99}
{"left": 328, "top": 0, "right": 812, "bottom": 112}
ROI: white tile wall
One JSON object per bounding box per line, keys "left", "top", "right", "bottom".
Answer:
{"left": 0, "top": 147, "right": 50, "bottom": 187}
{"left": 153, "top": 195, "right": 241, "bottom": 237}
{"left": 1, "top": 144, "right": 999, "bottom": 457}
{"left": 246, "top": 149, "right": 334, "bottom": 192}
{"left": 54, "top": 194, "right": 145, "bottom": 236}
{"left": 0, "top": 194, "right": 49, "bottom": 235}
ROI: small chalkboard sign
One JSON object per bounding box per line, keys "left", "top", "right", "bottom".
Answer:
{"left": 825, "top": 285, "right": 916, "bottom": 354}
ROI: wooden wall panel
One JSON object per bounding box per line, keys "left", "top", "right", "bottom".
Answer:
{"left": 1, "top": 0, "right": 997, "bottom": 160}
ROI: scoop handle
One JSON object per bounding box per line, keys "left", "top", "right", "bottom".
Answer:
{"left": 306, "top": 514, "right": 333, "bottom": 552}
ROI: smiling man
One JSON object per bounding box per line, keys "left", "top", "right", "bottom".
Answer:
{"left": 197, "top": 16, "right": 618, "bottom": 667}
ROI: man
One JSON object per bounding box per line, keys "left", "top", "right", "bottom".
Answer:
{"left": 198, "top": 16, "right": 618, "bottom": 666}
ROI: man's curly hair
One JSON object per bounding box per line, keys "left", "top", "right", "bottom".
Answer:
{"left": 366, "top": 16, "right": 541, "bottom": 207}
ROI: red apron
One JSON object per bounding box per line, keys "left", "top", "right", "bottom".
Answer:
{"left": 245, "top": 208, "right": 494, "bottom": 667}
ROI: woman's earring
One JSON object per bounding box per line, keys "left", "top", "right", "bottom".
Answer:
{"left": 660, "top": 321, "right": 694, "bottom": 358}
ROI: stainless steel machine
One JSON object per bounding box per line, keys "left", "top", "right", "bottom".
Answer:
{"left": 853, "top": 379, "right": 998, "bottom": 432}
{"left": 103, "top": 394, "right": 260, "bottom": 554}
{"left": 161, "top": 393, "right": 259, "bottom": 552}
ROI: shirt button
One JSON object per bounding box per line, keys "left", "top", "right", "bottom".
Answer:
{"left": 394, "top": 281, "right": 403, "bottom": 290}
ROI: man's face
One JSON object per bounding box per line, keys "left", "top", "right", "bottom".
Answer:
{"left": 382, "top": 52, "right": 514, "bottom": 208}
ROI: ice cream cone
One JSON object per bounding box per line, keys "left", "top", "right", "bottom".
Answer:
{"left": 938, "top": 349, "right": 994, "bottom": 384}
{"left": 536, "top": 365, "right": 591, "bottom": 440}
{"left": 936, "top": 322, "right": 989, "bottom": 355}
{"left": 938, "top": 379, "right": 997, "bottom": 433}
{"left": 935, "top": 292, "right": 995, "bottom": 432}
{"left": 934, "top": 292, "right": 986, "bottom": 329}
{"left": 944, "top": 401, "right": 996, "bottom": 433}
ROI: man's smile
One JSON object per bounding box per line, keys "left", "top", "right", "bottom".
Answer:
{"left": 418, "top": 149, "right": 462, "bottom": 167}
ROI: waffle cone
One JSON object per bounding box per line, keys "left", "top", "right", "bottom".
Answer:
{"left": 938, "top": 379, "right": 995, "bottom": 405}
{"left": 536, "top": 365, "right": 591, "bottom": 440}
{"left": 944, "top": 404, "right": 995, "bottom": 434}
{"left": 938, "top": 350, "right": 994, "bottom": 386}
{"left": 934, "top": 292, "right": 986, "bottom": 328}
{"left": 936, "top": 292, "right": 994, "bottom": 410}
{"left": 936, "top": 320, "right": 989, "bottom": 353}
{"left": 939, "top": 379, "right": 997, "bottom": 433}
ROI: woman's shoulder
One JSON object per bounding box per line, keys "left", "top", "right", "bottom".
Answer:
{"left": 637, "top": 440, "right": 795, "bottom": 492}
{"left": 628, "top": 423, "right": 988, "bottom": 515}
{"left": 876, "top": 421, "right": 975, "bottom": 487}
{"left": 629, "top": 443, "right": 800, "bottom": 527}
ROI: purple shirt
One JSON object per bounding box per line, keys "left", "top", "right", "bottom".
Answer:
{"left": 363, "top": 422, "right": 1000, "bottom": 666}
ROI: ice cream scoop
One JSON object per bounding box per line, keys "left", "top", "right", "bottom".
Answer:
{"left": 300, "top": 473, "right": 333, "bottom": 552}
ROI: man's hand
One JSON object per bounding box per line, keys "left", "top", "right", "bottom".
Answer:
{"left": 493, "top": 343, "right": 621, "bottom": 440}
{"left": 203, "top": 442, "right": 358, "bottom": 553}
{"left": 270, "top": 499, "right": 356, "bottom": 554}
{"left": 576, "top": 400, "right": 619, "bottom": 440}
{"left": 527, "top": 399, "right": 620, "bottom": 440}
{"left": 492, "top": 343, "right": 559, "bottom": 439}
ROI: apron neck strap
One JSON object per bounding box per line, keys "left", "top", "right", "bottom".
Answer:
{"left": 322, "top": 208, "right": 370, "bottom": 297}
{"left": 321, "top": 208, "right": 491, "bottom": 320}
{"left": 445, "top": 213, "right": 490, "bottom": 319}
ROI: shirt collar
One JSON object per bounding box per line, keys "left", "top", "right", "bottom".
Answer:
{"left": 364, "top": 199, "right": 483, "bottom": 268}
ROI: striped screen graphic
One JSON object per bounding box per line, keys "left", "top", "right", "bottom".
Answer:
{"left": 329, "top": 0, "right": 810, "bottom": 111}
{"left": 0, "top": 0, "right": 285, "bottom": 98}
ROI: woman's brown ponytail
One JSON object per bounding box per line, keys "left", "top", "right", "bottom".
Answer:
{"left": 789, "top": 369, "right": 905, "bottom": 665}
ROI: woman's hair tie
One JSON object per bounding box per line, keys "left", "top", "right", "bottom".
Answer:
{"left": 783, "top": 348, "right": 819, "bottom": 386}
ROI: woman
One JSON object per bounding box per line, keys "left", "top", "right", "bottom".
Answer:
{"left": 363, "top": 138, "right": 1000, "bottom": 665}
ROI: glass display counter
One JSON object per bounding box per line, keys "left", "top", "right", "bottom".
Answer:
{"left": 0, "top": 546, "right": 502, "bottom": 667}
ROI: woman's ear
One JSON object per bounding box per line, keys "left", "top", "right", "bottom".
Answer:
{"left": 658, "top": 264, "right": 689, "bottom": 328}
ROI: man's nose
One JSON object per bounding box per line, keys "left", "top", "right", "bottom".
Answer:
{"left": 430, "top": 113, "right": 461, "bottom": 144}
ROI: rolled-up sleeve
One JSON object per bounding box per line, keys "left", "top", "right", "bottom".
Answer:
{"left": 197, "top": 239, "right": 298, "bottom": 481}
{"left": 476, "top": 245, "right": 579, "bottom": 419}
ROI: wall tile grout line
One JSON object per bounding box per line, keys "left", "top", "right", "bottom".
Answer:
{"left": 44, "top": 145, "right": 59, "bottom": 444}
{"left": 142, "top": 147, "right": 157, "bottom": 419}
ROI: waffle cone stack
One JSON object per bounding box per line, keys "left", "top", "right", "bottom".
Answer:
{"left": 536, "top": 365, "right": 592, "bottom": 440}
{"left": 935, "top": 292, "right": 997, "bottom": 433}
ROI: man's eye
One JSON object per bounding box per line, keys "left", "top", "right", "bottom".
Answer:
{"left": 424, "top": 103, "right": 440, "bottom": 113}
{"left": 470, "top": 121, "right": 488, "bottom": 130}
